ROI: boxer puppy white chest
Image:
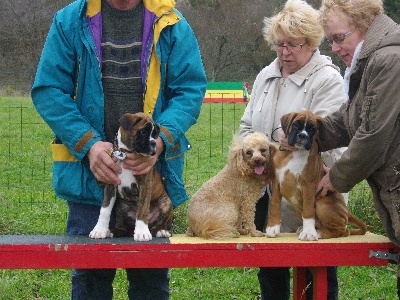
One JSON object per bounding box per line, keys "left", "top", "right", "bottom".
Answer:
{"left": 276, "top": 150, "right": 309, "bottom": 202}
{"left": 117, "top": 131, "right": 137, "bottom": 191}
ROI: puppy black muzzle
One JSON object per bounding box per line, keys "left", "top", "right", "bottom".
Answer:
{"left": 296, "top": 131, "right": 312, "bottom": 150}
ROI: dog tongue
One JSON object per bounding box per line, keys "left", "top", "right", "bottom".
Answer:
{"left": 255, "top": 166, "right": 264, "bottom": 175}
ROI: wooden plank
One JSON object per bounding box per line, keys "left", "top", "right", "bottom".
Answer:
{"left": 0, "top": 233, "right": 396, "bottom": 270}
{"left": 0, "top": 233, "right": 396, "bottom": 300}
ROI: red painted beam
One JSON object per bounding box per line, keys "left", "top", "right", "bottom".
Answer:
{"left": 0, "top": 234, "right": 396, "bottom": 270}
{"left": 0, "top": 233, "right": 396, "bottom": 300}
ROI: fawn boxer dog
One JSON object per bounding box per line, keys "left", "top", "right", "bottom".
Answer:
{"left": 266, "top": 110, "right": 367, "bottom": 241}
{"left": 89, "top": 112, "right": 173, "bottom": 241}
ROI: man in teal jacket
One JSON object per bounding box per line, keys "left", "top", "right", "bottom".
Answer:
{"left": 31, "top": 0, "right": 206, "bottom": 298}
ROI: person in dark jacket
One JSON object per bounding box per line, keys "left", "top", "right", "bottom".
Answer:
{"left": 302, "top": 0, "right": 400, "bottom": 298}
{"left": 31, "top": 0, "right": 206, "bottom": 299}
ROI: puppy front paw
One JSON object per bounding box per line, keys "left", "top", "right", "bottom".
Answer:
{"left": 89, "top": 225, "right": 113, "bottom": 239}
{"left": 134, "top": 220, "right": 152, "bottom": 241}
{"left": 266, "top": 224, "right": 281, "bottom": 237}
{"left": 156, "top": 230, "right": 172, "bottom": 238}
{"left": 298, "top": 228, "right": 319, "bottom": 241}
{"left": 298, "top": 218, "right": 318, "bottom": 241}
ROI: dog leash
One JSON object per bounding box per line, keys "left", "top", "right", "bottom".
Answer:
{"left": 271, "top": 126, "right": 282, "bottom": 143}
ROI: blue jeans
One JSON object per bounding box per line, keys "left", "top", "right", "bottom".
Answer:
{"left": 255, "top": 194, "right": 339, "bottom": 300}
{"left": 67, "top": 201, "right": 170, "bottom": 300}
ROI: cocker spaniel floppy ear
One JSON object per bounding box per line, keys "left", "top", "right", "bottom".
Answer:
{"left": 228, "top": 135, "right": 250, "bottom": 176}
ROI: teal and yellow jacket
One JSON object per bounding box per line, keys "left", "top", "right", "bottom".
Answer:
{"left": 31, "top": 0, "right": 207, "bottom": 208}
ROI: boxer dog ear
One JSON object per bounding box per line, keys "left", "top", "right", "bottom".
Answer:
{"left": 315, "top": 115, "right": 324, "bottom": 129}
{"left": 280, "top": 112, "right": 297, "bottom": 136}
{"left": 151, "top": 120, "right": 160, "bottom": 139}
{"left": 119, "top": 113, "right": 134, "bottom": 131}
{"left": 313, "top": 115, "right": 324, "bottom": 141}
{"left": 119, "top": 113, "right": 142, "bottom": 131}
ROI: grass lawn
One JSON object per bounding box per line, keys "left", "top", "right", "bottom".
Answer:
{"left": 0, "top": 96, "right": 397, "bottom": 299}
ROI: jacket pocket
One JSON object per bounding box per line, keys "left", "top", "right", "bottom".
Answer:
{"left": 50, "top": 139, "right": 103, "bottom": 205}
{"left": 52, "top": 160, "right": 103, "bottom": 205}
{"left": 51, "top": 139, "right": 77, "bottom": 162}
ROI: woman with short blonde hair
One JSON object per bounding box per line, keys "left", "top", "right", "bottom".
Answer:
{"left": 240, "top": 0, "right": 348, "bottom": 299}
{"left": 319, "top": 0, "right": 384, "bottom": 33}
{"left": 263, "top": 0, "right": 324, "bottom": 49}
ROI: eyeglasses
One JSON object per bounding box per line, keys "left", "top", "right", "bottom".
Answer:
{"left": 326, "top": 30, "right": 354, "bottom": 47}
{"left": 274, "top": 42, "right": 303, "bottom": 53}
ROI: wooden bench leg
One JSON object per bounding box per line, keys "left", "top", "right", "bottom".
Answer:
{"left": 293, "top": 267, "right": 327, "bottom": 300}
{"left": 293, "top": 267, "right": 307, "bottom": 300}
{"left": 311, "top": 267, "right": 327, "bottom": 300}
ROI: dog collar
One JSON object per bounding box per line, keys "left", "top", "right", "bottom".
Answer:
{"left": 106, "top": 139, "right": 132, "bottom": 161}
{"left": 106, "top": 145, "right": 127, "bottom": 160}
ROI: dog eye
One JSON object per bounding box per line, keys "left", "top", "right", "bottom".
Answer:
{"left": 139, "top": 129, "right": 146, "bottom": 135}
{"left": 307, "top": 125, "right": 316, "bottom": 133}
{"left": 260, "top": 148, "right": 267, "bottom": 154}
{"left": 245, "top": 150, "right": 253, "bottom": 156}
{"left": 292, "top": 121, "right": 301, "bottom": 129}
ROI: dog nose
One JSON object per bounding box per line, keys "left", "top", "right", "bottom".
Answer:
{"left": 298, "top": 132, "right": 308, "bottom": 139}
{"left": 150, "top": 140, "right": 156, "bottom": 148}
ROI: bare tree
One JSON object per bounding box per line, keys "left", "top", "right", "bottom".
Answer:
{"left": 178, "top": 0, "right": 285, "bottom": 82}
{"left": 8, "top": 0, "right": 396, "bottom": 92}
{"left": 0, "top": 0, "right": 71, "bottom": 91}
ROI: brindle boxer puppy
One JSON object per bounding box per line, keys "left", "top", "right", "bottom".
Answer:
{"left": 266, "top": 110, "right": 367, "bottom": 241}
{"left": 89, "top": 112, "right": 173, "bottom": 241}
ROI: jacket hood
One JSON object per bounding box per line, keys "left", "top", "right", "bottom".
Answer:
{"left": 359, "top": 14, "right": 399, "bottom": 60}
{"left": 263, "top": 49, "right": 340, "bottom": 86}
{"left": 84, "top": 0, "right": 175, "bottom": 17}
{"left": 290, "top": 50, "right": 340, "bottom": 86}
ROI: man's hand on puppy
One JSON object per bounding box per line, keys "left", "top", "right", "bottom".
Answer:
{"left": 88, "top": 141, "right": 122, "bottom": 185}
{"left": 316, "top": 166, "right": 336, "bottom": 196}
{"left": 123, "top": 137, "right": 165, "bottom": 175}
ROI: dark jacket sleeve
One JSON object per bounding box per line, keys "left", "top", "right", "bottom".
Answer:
{"left": 318, "top": 102, "right": 351, "bottom": 152}
{"left": 320, "top": 48, "right": 400, "bottom": 192}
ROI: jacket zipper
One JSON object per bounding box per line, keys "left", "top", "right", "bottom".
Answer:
{"left": 74, "top": 57, "right": 81, "bottom": 101}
